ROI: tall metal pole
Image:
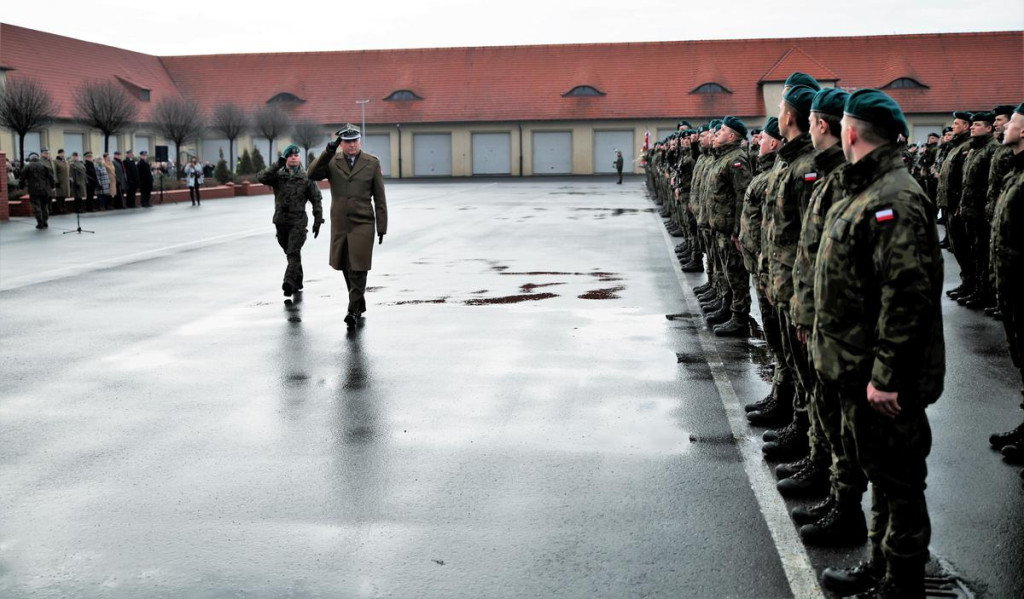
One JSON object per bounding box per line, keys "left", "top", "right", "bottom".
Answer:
{"left": 356, "top": 99, "right": 369, "bottom": 138}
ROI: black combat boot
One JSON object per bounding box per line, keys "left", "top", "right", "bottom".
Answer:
{"left": 681, "top": 258, "right": 704, "bottom": 273}
{"left": 821, "top": 560, "right": 884, "bottom": 596}
{"left": 774, "top": 453, "right": 809, "bottom": 477}
{"left": 792, "top": 494, "right": 834, "bottom": 525}
{"left": 945, "top": 284, "right": 968, "bottom": 299}
{"left": 693, "top": 281, "right": 713, "bottom": 294}
{"left": 777, "top": 461, "right": 830, "bottom": 498}
{"left": 697, "top": 288, "right": 718, "bottom": 303}
{"left": 963, "top": 292, "right": 991, "bottom": 309}
{"left": 282, "top": 282, "right": 294, "bottom": 297}
{"left": 701, "top": 298, "right": 724, "bottom": 315}
{"left": 1002, "top": 443, "right": 1023, "bottom": 464}
{"left": 747, "top": 396, "right": 792, "bottom": 427}
{"left": 744, "top": 393, "right": 773, "bottom": 413}
{"left": 762, "top": 422, "right": 808, "bottom": 461}
{"left": 989, "top": 421, "right": 1024, "bottom": 450}
{"left": 764, "top": 423, "right": 791, "bottom": 442}
{"left": 714, "top": 316, "right": 749, "bottom": 337}
{"left": 706, "top": 304, "right": 731, "bottom": 326}
{"left": 799, "top": 502, "right": 867, "bottom": 546}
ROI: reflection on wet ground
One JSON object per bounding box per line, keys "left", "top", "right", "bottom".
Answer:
{"left": 520, "top": 282, "right": 566, "bottom": 292}
{"left": 391, "top": 298, "right": 449, "bottom": 305}
{"left": 464, "top": 292, "right": 559, "bottom": 305}
{"left": 578, "top": 286, "right": 625, "bottom": 300}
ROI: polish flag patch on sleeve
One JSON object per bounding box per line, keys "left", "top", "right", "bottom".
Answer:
{"left": 732, "top": 161, "right": 743, "bottom": 168}
{"left": 875, "top": 208, "right": 895, "bottom": 223}
{"left": 804, "top": 172, "right": 818, "bottom": 182}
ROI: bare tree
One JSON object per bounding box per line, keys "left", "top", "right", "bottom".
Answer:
{"left": 0, "top": 77, "right": 58, "bottom": 164}
{"left": 210, "top": 103, "right": 248, "bottom": 173}
{"left": 151, "top": 97, "right": 205, "bottom": 178}
{"left": 290, "top": 120, "right": 325, "bottom": 167}
{"left": 252, "top": 105, "right": 291, "bottom": 160}
{"left": 74, "top": 80, "right": 139, "bottom": 153}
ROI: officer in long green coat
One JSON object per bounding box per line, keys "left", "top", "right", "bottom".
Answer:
{"left": 259, "top": 144, "right": 324, "bottom": 297}
{"left": 308, "top": 125, "right": 388, "bottom": 328}
{"left": 815, "top": 89, "right": 944, "bottom": 599}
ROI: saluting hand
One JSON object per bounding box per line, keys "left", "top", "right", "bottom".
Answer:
{"left": 867, "top": 382, "right": 901, "bottom": 419}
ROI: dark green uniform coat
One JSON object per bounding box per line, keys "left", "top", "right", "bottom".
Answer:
{"left": 308, "top": 149, "right": 387, "bottom": 272}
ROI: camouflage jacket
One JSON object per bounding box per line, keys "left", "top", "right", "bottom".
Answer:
{"left": 705, "top": 142, "right": 753, "bottom": 235}
{"left": 986, "top": 144, "right": 1014, "bottom": 221}
{"left": 758, "top": 158, "right": 788, "bottom": 297}
{"left": 936, "top": 131, "right": 970, "bottom": 210}
{"left": 991, "top": 149, "right": 1024, "bottom": 289}
{"left": 769, "top": 133, "right": 817, "bottom": 307}
{"left": 791, "top": 144, "right": 847, "bottom": 330}
{"left": 812, "top": 144, "right": 944, "bottom": 402}
{"left": 673, "top": 148, "right": 695, "bottom": 200}
{"left": 958, "top": 134, "right": 999, "bottom": 221}
{"left": 916, "top": 143, "right": 938, "bottom": 178}
{"left": 739, "top": 152, "right": 778, "bottom": 274}
{"left": 20, "top": 160, "right": 55, "bottom": 196}
{"left": 258, "top": 163, "right": 324, "bottom": 226}
{"left": 691, "top": 150, "right": 714, "bottom": 227}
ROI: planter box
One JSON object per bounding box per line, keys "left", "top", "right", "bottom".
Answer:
{"left": 234, "top": 182, "right": 271, "bottom": 196}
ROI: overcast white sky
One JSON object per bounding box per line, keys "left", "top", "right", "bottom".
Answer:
{"left": 3, "top": 0, "right": 1022, "bottom": 55}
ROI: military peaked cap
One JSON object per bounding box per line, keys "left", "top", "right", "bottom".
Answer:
{"left": 336, "top": 124, "right": 361, "bottom": 140}
{"left": 811, "top": 88, "right": 849, "bottom": 116}
{"left": 722, "top": 116, "right": 748, "bottom": 138}
{"left": 785, "top": 72, "right": 821, "bottom": 91}
{"left": 844, "top": 88, "right": 909, "bottom": 139}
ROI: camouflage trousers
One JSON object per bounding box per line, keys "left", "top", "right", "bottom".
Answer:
{"left": 995, "top": 254, "right": 1024, "bottom": 408}
{"left": 714, "top": 232, "right": 751, "bottom": 317}
{"left": 777, "top": 307, "right": 825, "bottom": 461}
{"left": 965, "top": 216, "right": 993, "bottom": 299}
{"left": 816, "top": 379, "right": 868, "bottom": 506}
{"left": 841, "top": 388, "right": 932, "bottom": 573}
{"left": 276, "top": 222, "right": 307, "bottom": 289}
{"left": 757, "top": 290, "right": 794, "bottom": 401}
{"left": 947, "top": 212, "right": 976, "bottom": 290}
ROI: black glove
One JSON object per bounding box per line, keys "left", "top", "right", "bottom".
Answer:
{"left": 313, "top": 218, "right": 323, "bottom": 239}
{"left": 277, "top": 156, "right": 286, "bottom": 168}
{"left": 326, "top": 137, "right": 340, "bottom": 154}
{"left": 378, "top": 234, "right": 384, "bottom": 245}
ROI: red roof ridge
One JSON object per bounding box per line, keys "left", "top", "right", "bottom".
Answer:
{"left": 760, "top": 46, "right": 840, "bottom": 83}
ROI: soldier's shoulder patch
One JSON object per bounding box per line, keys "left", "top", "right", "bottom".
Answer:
{"left": 732, "top": 161, "right": 744, "bottom": 169}
{"left": 874, "top": 208, "right": 895, "bottom": 223}
{"left": 803, "top": 172, "right": 818, "bottom": 182}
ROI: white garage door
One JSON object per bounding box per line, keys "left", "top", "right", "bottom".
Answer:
{"left": 594, "top": 131, "right": 634, "bottom": 173}
{"left": 363, "top": 134, "right": 392, "bottom": 176}
{"left": 202, "top": 138, "right": 230, "bottom": 164}
{"left": 413, "top": 133, "right": 451, "bottom": 176}
{"left": 532, "top": 131, "right": 572, "bottom": 175}
{"left": 21, "top": 132, "right": 42, "bottom": 160}
{"left": 657, "top": 128, "right": 677, "bottom": 141}
{"left": 134, "top": 135, "right": 151, "bottom": 155}
{"left": 62, "top": 132, "right": 84, "bottom": 157}
{"left": 472, "top": 132, "right": 511, "bottom": 175}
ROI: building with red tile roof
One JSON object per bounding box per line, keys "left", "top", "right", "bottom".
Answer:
{"left": 2, "top": 23, "right": 1021, "bottom": 178}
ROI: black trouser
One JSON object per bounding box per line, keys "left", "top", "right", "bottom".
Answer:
{"left": 190, "top": 183, "right": 201, "bottom": 205}
{"left": 125, "top": 184, "right": 137, "bottom": 208}
{"left": 140, "top": 185, "right": 152, "bottom": 207}
{"left": 616, "top": 168, "right": 623, "bottom": 184}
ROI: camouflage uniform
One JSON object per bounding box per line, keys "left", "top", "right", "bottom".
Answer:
{"left": 991, "top": 150, "right": 1024, "bottom": 407}
{"left": 21, "top": 158, "right": 56, "bottom": 228}
{"left": 936, "top": 131, "right": 972, "bottom": 289}
{"left": 706, "top": 141, "right": 753, "bottom": 320}
{"left": 674, "top": 145, "right": 696, "bottom": 249}
{"left": 958, "top": 133, "right": 1000, "bottom": 303}
{"left": 917, "top": 142, "right": 938, "bottom": 203}
{"left": 769, "top": 133, "right": 817, "bottom": 423}
{"left": 690, "top": 146, "right": 714, "bottom": 274}
{"left": 812, "top": 143, "right": 944, "bottom": 584}
{"left": 985, "top": 144, "right": 1015, "bottom": 295}
{"left": 793, "top": 143, "right": 867, "bottom": 503}
{"left": 258, "top": 162, "right": 324, "bottom": 292}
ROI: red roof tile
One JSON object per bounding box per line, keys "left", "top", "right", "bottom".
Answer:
{"left": 3, "top": 24, "right": 1022, "bottom": 127}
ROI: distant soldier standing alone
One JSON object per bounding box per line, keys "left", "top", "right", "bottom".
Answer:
{"left": 258, "top": 144, "right": 324, "bottom": 297}
{"left": 308, "top": 125, "right": 388, "bottom": 328}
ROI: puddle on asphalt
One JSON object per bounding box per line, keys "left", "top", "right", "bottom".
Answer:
{"left": 470, "top": 289, "right": 489, "bottom": 294}
{"left": 578, "top": 286, "right": 625, "bottom": 300}
{"left": 571, "top": 207, "right": 657, "bottom": 216}
{"left": 520, "top": 282, "right": 566, "bottom": 292}
{"left": 676, "top": 352, "right": 704, "bottom": 364}
{"left": 391, "top": 298, "right": 449, "bottom": 305}
{"left": 464, "top": 292, "right": 559, "bottom": 306}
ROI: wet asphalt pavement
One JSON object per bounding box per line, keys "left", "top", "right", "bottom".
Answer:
{"left": 1, "top": 177, "right": 1021, "bottom": 599}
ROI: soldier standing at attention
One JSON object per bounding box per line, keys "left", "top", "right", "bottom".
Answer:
{"left": 983, "top": 105, "right": 1017, "bottom": 319}
{"left": 309, "top": 125, "right": 388, "bottom": 329}
{"left": 614, "top": 150, "right": 624, "bottom": 184}
{"left": 53, "top": 149, "right": 71, "bottom": 215}
{"left": 938, "top": 112, "right": 973, "bottom": 300}
{"left": 988, "top": 103, "right": 1024, "bottom": 473}
{"left": 816, "top": 89, "right": 944, "bottom": 599}
{"left": 21, "top": 152, "right": 55, "bottom": 229}
{"left": 258, "top": 144, "right": 324, "bottom": 298}
{"left": 955, "top": 112, "right": 1000, "bottom": 310}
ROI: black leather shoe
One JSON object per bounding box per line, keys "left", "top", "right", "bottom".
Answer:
{"left": 777, "top": 462, "right": 830, "bottom": 498}
{"left": 821, "top": 561, "right": 884, "bottom": 596}
{"left": 706, "top": 305, "right": 731, "bottom": 326}
{"left": 792, "top": 495, "right": 834, "bottom": 525}
{"left": 773, "top": 452, "right": 808, "bottom": 477}
{"left": 282, "top": 282, "right": 294, "bottom": 297}
{"left": 989, "top": 422, "right": 1024, "bottom": 450}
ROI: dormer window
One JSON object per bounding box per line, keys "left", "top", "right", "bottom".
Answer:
{"left": 267, "top": 92, "right": 306, "bottom": 104}
{"left": 115, "top": 76, "right": 150, "bottom": 102}
{"left": 384, "top": 90, "right": 423, "bottom": 101}
{"left": 563, "top": 85, "right": 605, "bottom": 97}
{"left": 883, "top": 77, "right": 929, "bottom": 90}
{"left": 691, "top": 83, "right": 731, "bottom": 94}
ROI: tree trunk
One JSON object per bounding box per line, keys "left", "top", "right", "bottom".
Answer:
{"left": 228, "top": 139, "right": 235, "bottom": 174}
{"left": 18, "top": 133, "right": 25, "bottom": 165}
{"left": 104, "top": 134, "right": 110, "bottom": 153}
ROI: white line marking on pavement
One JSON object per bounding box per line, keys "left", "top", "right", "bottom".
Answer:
{"left": 0, "top": 227, "right": 267, "bottom": 291}
{"left": 657, "top": 217, "right": 824, "bottom": 599}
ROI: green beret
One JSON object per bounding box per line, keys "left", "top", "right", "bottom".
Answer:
{"left": 709, "top": 119, "right": 723, "bottom": 131}
{"left": 952, "top": 111, "right": 973, "bottom": 122}
{"left": 281, "top": 144, "right": 301, "bottom": 157}
{"left": 722, "top": 115, "right": 748, "bottom": 138}
{"left": 993, "top": 105, "right": 1014, "bottom": 117}
{"left": 763, "top": 116, "right": 782, "bottom": 140}
{"left": 844, "top": 88, "right": 909, "bottom": 139}
{"left": 1016, "top": 102, "right": 1024, "bottom": 116}
{"left": 783, "top": 85, "right": 816, "bottom": 117}
{"left": 784, "top": 72, "right": 821, "bottom": 91}
{"left": 942, "top": 126, "right": 953, "bottom": 134}
{"left": 677, "top": 120, "right": 693, "bottom": 129}
{"left": 971, "top": 111, "right": 995, "bottom": 124}
{"left": 697, "top": 125, "right": 708, "bottom": 133}
{"left": 810, "top": 88, "right": 849, "bottom": 117}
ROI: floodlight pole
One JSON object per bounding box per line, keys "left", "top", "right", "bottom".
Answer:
{"left": 356, "top": 99, "right": 369, "bottom": 139}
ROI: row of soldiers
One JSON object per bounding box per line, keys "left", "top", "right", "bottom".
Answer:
{"left": 643, "top": 72, "right": 1023, "bottom": 598}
